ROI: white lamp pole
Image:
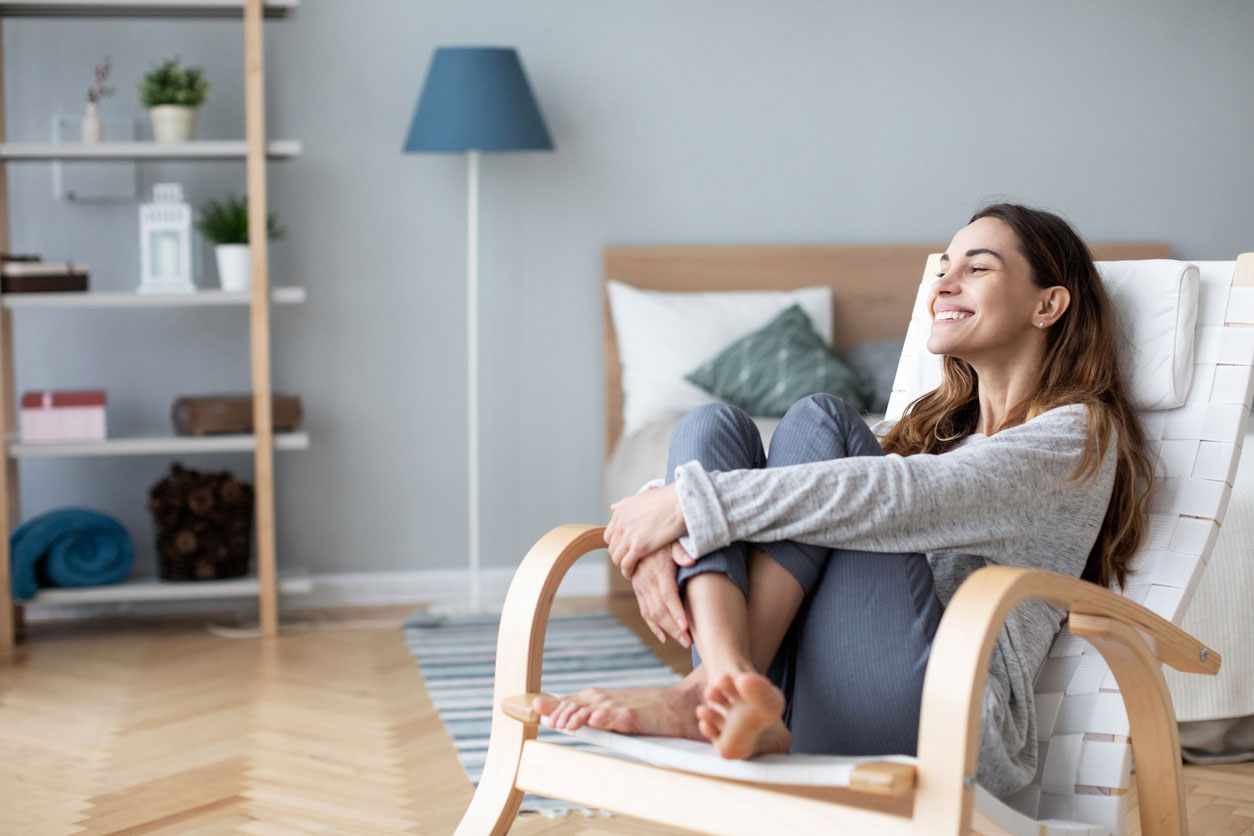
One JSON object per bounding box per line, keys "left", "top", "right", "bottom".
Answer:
{"left": 466, "top": 149, "right": 481, "bottom": 612}
{"left": 404, "top": 47, "right": 553, "bottom": 615}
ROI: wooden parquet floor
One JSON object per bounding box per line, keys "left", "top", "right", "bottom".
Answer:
{"left": 0, "top": 601, "right": 1251, "bottom": 836}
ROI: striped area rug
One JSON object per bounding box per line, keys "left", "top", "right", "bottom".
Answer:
{"left": 402, "top": 610, "right": 683, "bottom": 818}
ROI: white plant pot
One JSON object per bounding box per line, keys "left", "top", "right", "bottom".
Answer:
{"left": 81, "top": 101, "right": 103, "bottom": 143}
{"left": 149, "top": 105, "right": 198, "bottom": 143}
{"left": 215, "top": 245, "right": 251, "bottom": 292}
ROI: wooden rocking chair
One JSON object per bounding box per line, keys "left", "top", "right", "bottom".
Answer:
{"left": 452, "top": 253, "right": 1254, "bottom": 836}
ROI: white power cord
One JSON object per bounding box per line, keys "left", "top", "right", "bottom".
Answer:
{"left": 205, "top": 617, "right": 408, "bottom": 638}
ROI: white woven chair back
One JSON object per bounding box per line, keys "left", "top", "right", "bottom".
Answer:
{"left": 885, "top": 256, "right": 1254, "bottom": 834}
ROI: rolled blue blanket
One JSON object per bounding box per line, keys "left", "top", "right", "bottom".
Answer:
{"left": 10, "top": 508, "right": 134, "bottom": 600}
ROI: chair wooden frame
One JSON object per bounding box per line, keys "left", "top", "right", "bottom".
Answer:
{"left": 453, "top": 252, "right": 1253, "bottom": 836}
{"left": 451, "top": 525, "right": 1219, "bottom": 836}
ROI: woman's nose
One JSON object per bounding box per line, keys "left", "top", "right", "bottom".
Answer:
{"left": 932, "top": 276, "right": 956, "bottom": 297}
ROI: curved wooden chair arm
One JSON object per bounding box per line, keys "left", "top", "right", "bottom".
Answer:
{"left": 454, "top": 525, "right": 607, "bottom": 836}
{"left": 914, "top": 566, "right": 1219, "bottom": 835}
{"left": 493, "top": 524, "right": 609, "bottom": 700}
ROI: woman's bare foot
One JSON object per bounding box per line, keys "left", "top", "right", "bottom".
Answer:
{"left": 533, "top": 667, "right": 707, "bottom": 740}
{"left": 695, "top": 671, "right": 791, "bottom": 759}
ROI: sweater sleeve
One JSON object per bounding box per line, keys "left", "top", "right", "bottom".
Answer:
{"left": 672, "top": 404, "right": 1098, "bottom": 561}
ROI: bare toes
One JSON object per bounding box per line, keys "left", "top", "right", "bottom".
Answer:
{"left": 567, "top": 706, "right": 592, "bottom": 730}
{"left": 697, "top": 716, "right": 721, "bottom": 743}
{"left": 695, "top": 705, "right": 723, "bottom": 736}
{"left": 703, "top": 687, "right": 733, "bottom": 715}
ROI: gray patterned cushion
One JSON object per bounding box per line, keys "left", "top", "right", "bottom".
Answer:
{"left": 684, "top": 304, "right": 871, "bottom": 417}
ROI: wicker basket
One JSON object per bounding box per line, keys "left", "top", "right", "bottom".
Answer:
{"left": 148, "top": 463, "right": 253, "bottom": 581}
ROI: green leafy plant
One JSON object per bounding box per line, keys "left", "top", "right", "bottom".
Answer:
{"left": 138, "top": 57, "right": 209, "bottom": 108}
{"left": 195, "top": 196, "right": 285, "bottom": 245}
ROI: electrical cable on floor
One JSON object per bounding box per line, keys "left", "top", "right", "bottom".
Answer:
{"left": 205, "top": 617, "right": 410, "bottom": 638}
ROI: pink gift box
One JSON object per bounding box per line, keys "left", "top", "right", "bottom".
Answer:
{"left": 20, "top": 390, "right": 107, "bottom": 443}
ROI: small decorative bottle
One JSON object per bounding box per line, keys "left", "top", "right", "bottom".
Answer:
{"left": 83, "top": 56, "right": 114, "bottom": 144}
{"left": 81, "top": 100, "right": 103, "bottom": 143}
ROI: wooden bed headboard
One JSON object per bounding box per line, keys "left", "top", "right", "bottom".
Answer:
{"left": 602, "top": 242, "right": 1172, "bottom": 457}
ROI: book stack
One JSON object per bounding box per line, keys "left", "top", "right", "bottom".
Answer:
{"left": 1, "top": 254, "right": 89, "bottom": 293}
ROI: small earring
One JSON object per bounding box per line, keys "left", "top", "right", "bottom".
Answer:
{"left": 1038, "top": 322, "right": 1045, "bottom": 328}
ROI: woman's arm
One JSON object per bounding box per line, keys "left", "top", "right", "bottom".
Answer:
{"left": 674, "top": 404, "right": 1110, "bottom": 561}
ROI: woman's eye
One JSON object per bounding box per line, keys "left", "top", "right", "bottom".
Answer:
{"left": 970, "top": 267, "right": 987, "bottom": 273}
{"left": 934, "top": 272, "right": 947, "bottom": 279}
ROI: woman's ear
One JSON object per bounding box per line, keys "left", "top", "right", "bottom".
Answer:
{"left": 1036, "top": 286, "right": 1071, "bottom": 327}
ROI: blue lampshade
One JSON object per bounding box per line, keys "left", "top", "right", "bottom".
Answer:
{"left": 403, "top": 47, "right": 554, "bottom": 153}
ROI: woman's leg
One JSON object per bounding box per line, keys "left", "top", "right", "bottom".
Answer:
{"left": 684, "top": 394, "right": 889, "bottom": 682}
{"left": 539, "top": 402, "right": 775, "bottom": 737}
{"left": 692, "top": 394, "right": 895, "bottom": 755}
{"left": 786, "top": 544, "right": 942, "bottom": 755}
{"left": 664, "top": 404, "right": 788, "bottom": 687}
{"left": 712, "top": 393, "right": 944, "bottom": 757}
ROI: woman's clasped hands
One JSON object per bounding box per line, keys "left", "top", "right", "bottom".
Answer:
{"left": 606, "top": 484, "right": 696, "bottom": 649}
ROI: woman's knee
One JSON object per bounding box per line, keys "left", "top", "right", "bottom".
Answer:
{"left": 668, "top": 402, "right": 764, "bottom": 473}
{"left": 673, "top": 402, "right": 757, "bottom": 444}
{"left": 770, "top": 394, "right": 882, "bottom": 463}
{"left": 780, "top": 393, "right": 862, "bottom": 428}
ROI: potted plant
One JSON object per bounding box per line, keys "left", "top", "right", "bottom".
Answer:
{"left": 195, "top": 195, "right": 285, "bottom": 292}
{"left": 83, "top": 55, "right": 115, "bottom": 143}
{"left": 138, "top": 57, "right": 208, "bottom": 143}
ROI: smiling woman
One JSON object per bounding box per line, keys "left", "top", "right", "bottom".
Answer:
{"left": 544, "top": 203, "right": 1154, "bottom": 802}
{"left": 882, "top": 203, "right": 1152, "bottom": 590}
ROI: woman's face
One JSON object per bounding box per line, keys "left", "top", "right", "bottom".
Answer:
{"left": 926, "top": 217, "right": 1048, "bottom": 362}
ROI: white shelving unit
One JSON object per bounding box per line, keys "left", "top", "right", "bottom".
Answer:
{"left": 3, "top": 286, "right": 305, "bottom": 308}
{"left": 29, "top": 569, "right": 311, "bottom": 605}
{"left": 0, "top": 0, "right": 303, "bottom": 647}
{"left": 9, "top": 431, "right": 310, "bottom": 458}
{"left": 0, "top": 139, "right": 301, "bottom": 160}
{"left": 0, "top": 0, "right": 296, "bottom": 18}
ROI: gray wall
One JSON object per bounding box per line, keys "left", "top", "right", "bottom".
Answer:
{"left": 4, "top": 1, "right": 1253, "bottom": 578}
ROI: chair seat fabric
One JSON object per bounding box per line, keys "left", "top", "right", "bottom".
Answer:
{"left": 547, "top": 722, "right": 1110, "bottom": 835}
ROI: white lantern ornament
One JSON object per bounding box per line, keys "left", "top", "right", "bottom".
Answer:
{"left": 138, "top": 182, "right": 196, "bottom": 293}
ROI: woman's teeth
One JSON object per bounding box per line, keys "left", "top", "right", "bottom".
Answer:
{"left": 935, "top": 310, "right": 972, "bottom": 321}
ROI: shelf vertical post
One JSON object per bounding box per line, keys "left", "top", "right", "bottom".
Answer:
{"left": 0, "top": 20, "right": 18, "bottom": 654}
{"left": 244, "top": 0, "right": 278, "bottom": 638}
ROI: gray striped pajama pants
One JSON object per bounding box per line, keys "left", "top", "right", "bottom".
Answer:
{"left": 666, "top": 394, "right": 945, "bottom": 756}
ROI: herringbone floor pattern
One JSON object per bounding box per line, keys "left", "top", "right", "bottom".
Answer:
{"left": 0, "top": 602, "right": 1250, "bottom": 835}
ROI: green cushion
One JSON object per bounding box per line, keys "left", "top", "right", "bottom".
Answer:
{"left": 685, "top": 304, "right": 871, "bottom": 417}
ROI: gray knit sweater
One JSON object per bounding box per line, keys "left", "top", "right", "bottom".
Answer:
{"left": 668, "top": 404, "right": 1117, "bottom": 797}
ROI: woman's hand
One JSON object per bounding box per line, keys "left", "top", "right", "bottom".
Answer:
{"left": 605, "top": 483, "right": 688, "bottom": 570}
{"left": 631, "top": 543, "right": 692, "bottom": 648}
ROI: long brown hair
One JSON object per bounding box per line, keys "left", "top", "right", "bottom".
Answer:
{"left": 880, "top": 203, "right": 1152, "bottom": 588}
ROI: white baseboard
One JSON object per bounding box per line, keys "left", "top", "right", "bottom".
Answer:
{"left": 22, "top": 563, "right": 609, "bottom": 622}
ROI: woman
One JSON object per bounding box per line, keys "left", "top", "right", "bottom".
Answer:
{"left": 535, "top": 203, "right": 1152, "bottom": 797}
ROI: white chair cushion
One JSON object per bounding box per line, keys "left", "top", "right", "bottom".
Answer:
{"left": 1097, "top": 259, "right": 1199, "bottom": 410}
{"left": 606, "top": 282, "right": 833, "bottom": 436}
{"left": 893, "top": 259, "right": 1199, "bottom": 413}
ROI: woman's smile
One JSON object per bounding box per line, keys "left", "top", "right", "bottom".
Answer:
{"left": 933, "top": 305, "right": 975, "bottom": 323}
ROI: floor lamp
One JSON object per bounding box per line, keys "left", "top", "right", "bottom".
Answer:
{"left": 403, "top": 47, "right": 554, "bottom": 611}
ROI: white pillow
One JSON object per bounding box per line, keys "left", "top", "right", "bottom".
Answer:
{"left": 888, "top": 258, "right": 1199, "bottom": 415}
{"left": 607, "top": 282, "right": 834, "bottom": 436}
{"left": 1097, "top": 259, "right": 1199, "bottom": 411}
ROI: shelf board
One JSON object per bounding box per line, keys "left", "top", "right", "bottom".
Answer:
{"left": 27, "top": 569, "right": 312, "bottom": 605}
{"left": 0, "top": 140, "right": 301, "bottom": 161}
{"left": 0, "top": 0, "right": 296, "bottom": 18}
{"left": 3, "top": 286, "right": 306, "bottom": 309}
{"left": 9, "top": 431, "right": 310, "bottom": 458}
